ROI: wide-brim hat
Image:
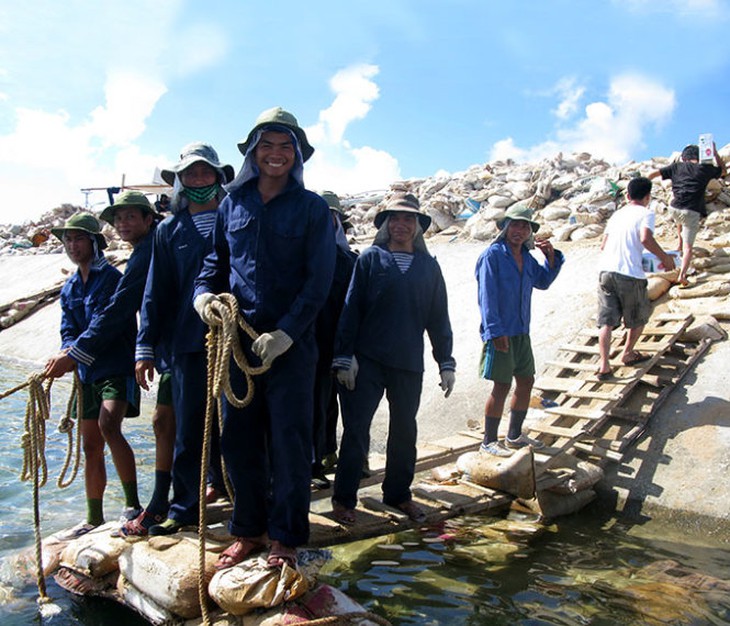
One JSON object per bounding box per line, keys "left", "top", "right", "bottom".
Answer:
{"left": 160, "top": 142, "right": 235, "bottom": 186}
{"left": 496, "top": 204, "right": 540, "bottom": 233}
{"left": 51, "top": 212, "right": 108, "bottom": 250}
{"left": 99, "top": 190, "right": 162, "bottom": 226}
{"left": 237, "top": 107, "right": 314, "bottom": 162}
{"left": 373, "top": 193, "right": 431, "bottom": 231}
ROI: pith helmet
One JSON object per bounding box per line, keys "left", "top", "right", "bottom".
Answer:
{"left": 51, "top": 212, "right": 108, "bottom": 250}
{"left": 373, "top": 193, "right": 431, "bottom": 231}
{"left": 99, "top": 190, "right": 162, "bottom": 226}
{"left": 160, "top": 142, "right": 234, "bottom": 186}
{"left": 237, "top": 107, "right": 314, "bottom": 162}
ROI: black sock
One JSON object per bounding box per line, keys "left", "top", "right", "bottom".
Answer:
{"left": 147, "top": 470, "right": 172, "bottom": 516}
{"left": 482, "top": 416, "right": 501, "bottom": 445}
{"left": 507, "top": 409, "right": 527, "bottom": 440}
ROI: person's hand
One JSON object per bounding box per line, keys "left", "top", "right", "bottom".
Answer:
{"left": 193, "top": 293, "right": 220, "bottom": 324}
{"left": 43, "top": 353, "right": 76, "bottom": 379}
{"left": 439, "top": 370, "right": 455, "bottom": 398}
{"left": 252, "top": 329, "right": 293, "bottom": 367}
{"left": 660, "top": 252, "right": 676, "bottom": 271}
{"left": 493, "top": 336, "right": 509, "bottom": 353}
{"left": 135, "top": 360, "right": 155, "bottom": 390}
{"left": 535, "top": 238, "right": 556, "bottom": 267}
{"left": 336, "top": 355, "right": 359, "bottom": 391}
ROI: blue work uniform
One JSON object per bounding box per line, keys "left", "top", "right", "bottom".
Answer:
{"left": 136, "top": 210, "right": 218, "bottom": 524}
{"left": 194, "top": 177, "right": 335, "bottom": 547}
{"left": 332, "top": 244, "right": 455, "bottom": 510}
{"left": 475, "top": 239, "right": 564, "bottom": 342}
{"left": 60, "top": 257, "right": 135, "bottom": 385}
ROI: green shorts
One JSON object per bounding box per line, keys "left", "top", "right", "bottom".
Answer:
{"left": 76, "top": 376, "right": 141, "bottom": 420}
{"left": 156, "top": 371, "right": 173, "bottom": 407}
{"left": 478, "top": 334, "right": 535, "bottom": 384}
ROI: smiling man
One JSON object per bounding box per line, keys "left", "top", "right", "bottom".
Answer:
{"left": 194, "top": 107, "right": 335, "bottom": 571}
{"left": 475, "top": 204, "right": 564, "bottom": 456}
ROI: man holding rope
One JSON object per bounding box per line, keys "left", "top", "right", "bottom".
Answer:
{"left": 194, "top": 107, "right": 335, "bottom": 570}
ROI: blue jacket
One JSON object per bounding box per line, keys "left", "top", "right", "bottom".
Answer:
{"left": 137, "top": 210, "right": 210, "bottom": 360}
{"left": 68, "top": 228, "right": 155, "bottom": 368}
{"left": 333, "top": 245, "right": 455, "bottom": 373}
{"left": 194, "top": 178, "right": 335, "bottom": 341}
{"left": 476, "top": 239, "right": 564, "bottom": 341}
{"left": 59, "top": 258, "right": 135, "bottom": 384}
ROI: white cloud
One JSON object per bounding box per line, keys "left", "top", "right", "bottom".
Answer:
{"left": 551, "top": 77, "right": 586, "bottom": 121}
{"left": 490, "top": 74, "right": 675, "bottom": 164}
{"left": 305, "top": 64, "right": 401, "bottom": 195}
{"left": 615, "top": 0, "right": 725, "bottom": 18}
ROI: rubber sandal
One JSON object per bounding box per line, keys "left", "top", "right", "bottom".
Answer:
{"left": 596, "top": 370, "right": 613, "bottom": 381}
{"left": 214, "top": 537, "right": 267, "bottom": 570}
{"left": 148, "top": 518, "right": 184, "bottom": 536}
{"left": 332, "top": 501, "right": 356, "bottom": 526}
{"left": 121, "top": 510, "right": 166, "bottom": 537}
{"left": 622, "top": 352, "right": 651, "bottom": 366}
{"left": 395, "top": 499, "right": 427, "bottom": 523}
{"left": 266, "top": 541, "right": 298, "bottom": 570}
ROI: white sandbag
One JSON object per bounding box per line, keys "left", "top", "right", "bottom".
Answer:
{"left": 647, "top": 276, "right": 672, "bottom": 301}
{"left": 59, "top": 523, "right": 128, "bottom": 578}
{"left": 680, "top": 315, "right": 728, "bottom": 342}
{"left": 547, "top": 461, "right": 604, "bottom": 495}
{"left": 457, "top": 447, "right": 535, "bottom": 499}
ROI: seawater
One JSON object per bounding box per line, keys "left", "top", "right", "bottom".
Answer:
{"left": 0, "top": 361, "right": 729, "bottom": 625}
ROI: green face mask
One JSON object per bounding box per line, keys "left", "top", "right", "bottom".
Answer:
{"left": 182, "top": 183, "right": 219, "bottom": 205}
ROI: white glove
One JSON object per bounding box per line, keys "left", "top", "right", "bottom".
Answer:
{"left": 336, "top": 355, "right": 359, "bottom": 391}
{"left": 439, "top": 370, "right": 455, "bottom": 398}
{"left": 252, "top": 329, "right": 293, "bottom": 367}
{"left": 193, "top": 293, "right": 219, "bottom": 324}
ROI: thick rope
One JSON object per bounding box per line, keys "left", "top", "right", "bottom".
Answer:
{"left": 197, "top": 294, "right": 270, "bottom": 626}
{"left": 2, "top": 370, "right": 82, "bottom": 606}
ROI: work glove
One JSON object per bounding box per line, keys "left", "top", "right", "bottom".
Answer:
{"left": 252, "top": 329, "right": 293, "bottom": 367}
{"left": 336, "top": 355, "right": 359, "bottom": 391}
{"left": 193, "top": 293, "right": 220, "bottom": 324}
{"left": 439, "top": 370, "right": 456, "bottom": 398}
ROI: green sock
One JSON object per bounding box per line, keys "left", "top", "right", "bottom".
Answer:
{"left": 122, "top": 481, "right": 141, "bottom": 510}
{"left": 87, "top": 498, "right": 104, "bottom": 526}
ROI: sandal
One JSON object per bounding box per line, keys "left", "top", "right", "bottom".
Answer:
{"left": 121, "top": 510, "right": 166, "bottom": 537}
{"left": 596, "top": 369, "right": 613, "bottom": 381}
{"left": 214, "top": 537, "right": 267, "bottom": 570}
{"left": 395, "top": 499, "right": 427, "bottom": 523}
{"left": 266, "top": 541, "right": 298, "bottom": 570}
{"left": 622, "top": 351, "right": 651, "bottom": 366}
{"left": 332, "top": 501, "right": 356, "bottom": 526}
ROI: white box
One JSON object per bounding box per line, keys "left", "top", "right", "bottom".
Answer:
{"left": 699, "top": 133, "right": 714, "bottom": 163}
{"left": 642, "top": 250, "right": 681, "bottom": 273}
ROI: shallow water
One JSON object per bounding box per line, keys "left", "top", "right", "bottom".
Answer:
{"left": 0, "top": 361, "right": 729, "bottom": 625}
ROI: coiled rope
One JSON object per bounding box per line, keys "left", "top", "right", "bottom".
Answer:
{"left": 197, "top": 294, "right": 269, "bottom": 626}
{"left": 1, "top": 370, "right": 82, "bottom": 606}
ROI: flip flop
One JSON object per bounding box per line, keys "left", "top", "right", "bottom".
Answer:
{"left": 332, "top": 501, "right": 356, "bottom": 526}
{"left": 266, "top": 541, "right": 298, "bottom": 570}
{"left": 622, "top": 352, "right": 651, "bottom": 366}
{"left": 120, "top": 510, "right": 165, "bottom": 538}
{"left": 596, "top": 370, "right": 613, "bottom": 381}
{"left": 395, "top": 499, "right": 427, "bottom": 523}
{"left": 214, "top": 537, "right": 267, "bottom": 570}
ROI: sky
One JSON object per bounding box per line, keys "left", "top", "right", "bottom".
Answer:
{"left": 1, "top": 0, "right": 729, "bottom": 225}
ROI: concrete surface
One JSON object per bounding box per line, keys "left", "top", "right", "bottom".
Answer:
{"left": 0, "top": 241, "right": 727, "bottom": 526}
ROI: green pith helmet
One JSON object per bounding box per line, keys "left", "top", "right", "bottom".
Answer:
{"left": 160, "top": 142, "right": 235, "bottom": 186}
{"left": 237, "top": 107, "right": 314, "bottom": 162}
{"left": 496, "top": 204, "right": 541, "bottom": 233}
{"left": 320, "top": 190, "right": 344, "bottom": 213}
{"left": 99, "top": 190, "right": 161, "bottom": 226}
{"left": 50, "top": 212, "right": 108, "bottom": 249}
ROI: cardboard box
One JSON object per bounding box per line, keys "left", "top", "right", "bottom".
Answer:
{"left": 699, "top": 133, "right": 714, "bottom": 163}
{"left": 642, "top": 250, "right": 681, "bottom": 273}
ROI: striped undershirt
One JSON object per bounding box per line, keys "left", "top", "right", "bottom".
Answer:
{"left": 391, "top": 251, "right": 414, "bottom": 273}
{"left": 191, "top": 210, "right": 217, "bottom": 238}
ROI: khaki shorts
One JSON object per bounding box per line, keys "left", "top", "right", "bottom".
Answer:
{"left": 478, "top": 334, "right": 535, "bottom": 384}
{"left": 668, "top": 207, "right": 701, "bottom": 247}
{"left": 76, "top": 376, "right": 140, "bottom": 420}
{"left": 597, "top": 271, "right": 650, "bottom": 330}
{"left": 156, "top": 371, "right": 173, "bottom": 407}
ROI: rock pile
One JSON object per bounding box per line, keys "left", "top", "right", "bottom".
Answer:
{"left": 340, "top": 147, "right": 730, "bottom": 245}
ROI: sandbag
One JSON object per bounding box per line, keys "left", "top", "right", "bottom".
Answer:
{"left": 680, "top": 315, "right": 728, "bottom": 342}
{"left": 58, "top": 523, "right": 128, "bottom": 579}
{"left": 118, "top": 534, "right": 220, "bottom": 619}
{"left": 546, "top": 461, "right": 604, "bottom": 495}
{"left": 457, "top": 447, "right": 536, "bottom": 499}
{"left": 647, "top": 276, "right": 672, "bottom": 301}
{"left": 522, "top": 488, "right": 596, "bottom": 519}
{"left": 671, "top": 281, "right": 730, "bottom": 299}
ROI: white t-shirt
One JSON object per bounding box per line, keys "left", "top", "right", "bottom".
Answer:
{"left": 600, "top": 203, "right": 654, "bottom": 279}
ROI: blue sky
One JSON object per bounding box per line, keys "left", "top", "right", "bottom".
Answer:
{"left": 1, "top": 0, "right": 728, "bottom": 224}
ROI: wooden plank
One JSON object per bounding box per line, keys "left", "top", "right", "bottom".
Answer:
{"left": 559, "top": 343, "right": 600, "bottom": 355}
{"left": 528, "top": 424, "right": 589, "bottom": 439}
{"left": 543, "top": 406, "right": 605, "bottom": 420}
{"left": 608, "top": 407, "right": 650, "bottom": 423}
{"left": 564, "top": 389, "right": 622, "bottom": 401}
{"left": 533, "top": 376, "right": 581, "bottom": 392}
{"left": 546, "top": 360, "right": 600, "bottom": 372}
{"left": 572, "top": 441, "right": 624, "bottom": 462}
